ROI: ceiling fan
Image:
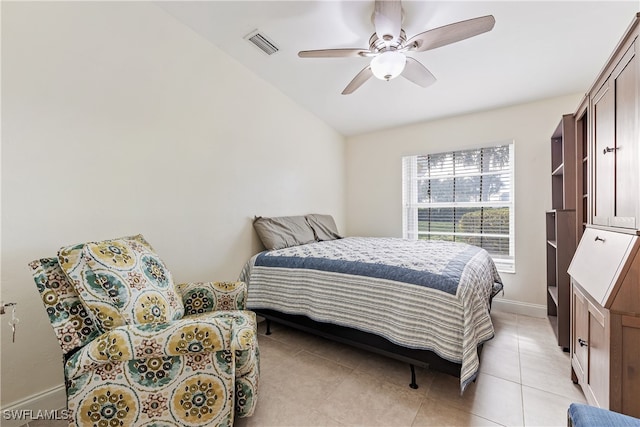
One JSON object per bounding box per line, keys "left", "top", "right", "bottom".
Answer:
{"left": 298, "top": 0, "right": 495, "bottom": 95}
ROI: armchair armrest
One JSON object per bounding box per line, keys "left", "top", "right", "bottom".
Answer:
{"left": 65, "top": 315, "right": 234, "bottom": 380}
{"left": 178, "top": 281, "right": 247, "bottom": 314}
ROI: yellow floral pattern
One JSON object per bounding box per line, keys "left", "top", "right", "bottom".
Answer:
{"left": 167, "top": 324, "right": 223, "bottom": 356}
{"left": 89, "top": 241, "right": 134, "bottom": 269}
{"left": 179, "top": 281, "right": 247, "bottom": 315}
{"left": 58, "top": 235, "right": 184, "bottom": 333}
{"left": 78, "top": 385, "right": 139, "bottom": 427}
{"left": 171, "top": 375, "right": 229, "bottom": 425}
{"left": 134, "top": 291, "right": 170, "bottom": 323}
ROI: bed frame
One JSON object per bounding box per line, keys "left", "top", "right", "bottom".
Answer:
{"left": 256, "top": 309, "right": 478, "bottom": 389}
{"left": 255, "top": 286, "right": 500, "bottom": 389}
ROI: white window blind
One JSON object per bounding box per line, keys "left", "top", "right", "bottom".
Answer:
{"left": 402, "top": 143, "right": 515, "bottom": 272}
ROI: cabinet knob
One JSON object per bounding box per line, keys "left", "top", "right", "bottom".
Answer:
{"left": 578, "top": 338, "right": 588, "bottom": 347}
{"left": 603, "top": 146, "right": 619, "bottom": 155}
{"left": 594, "top": 236, "right": 605, "bottom": 243}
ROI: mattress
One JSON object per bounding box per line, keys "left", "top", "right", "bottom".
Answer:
{"left": 239, "top": 236, "right": 503, "bottom": 390}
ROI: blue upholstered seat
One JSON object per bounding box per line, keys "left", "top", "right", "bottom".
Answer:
{"left": 569, "top": 403, "right": 640, "bottom": 427}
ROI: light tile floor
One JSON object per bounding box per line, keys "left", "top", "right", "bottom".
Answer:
{"left": 235, "top": 310, "right": 586, "bottom": 427}
{"left": 21, "top": 310, "right": 586, "bottom": 427}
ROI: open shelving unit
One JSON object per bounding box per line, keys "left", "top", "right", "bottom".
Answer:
{"left": 546, "top": 114, "right": 577, "bottom": 351}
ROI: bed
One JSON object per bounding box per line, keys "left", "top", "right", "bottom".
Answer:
{"left": 239, "top": 215, "right": 503, "bottom": 392}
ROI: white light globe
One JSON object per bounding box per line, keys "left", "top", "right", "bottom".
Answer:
{"left": 371, "top": 51, "right": 406, "bottom": 81}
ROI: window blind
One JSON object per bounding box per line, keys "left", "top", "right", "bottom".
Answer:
{"left": 402, "top": 143, "right": 515, "bottom": 272}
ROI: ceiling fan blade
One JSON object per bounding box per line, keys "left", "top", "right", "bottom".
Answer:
{"left": 407, "top": 15, "right": 495, "bottom": 52}
{"left": 374, "top": 0, "right": 402, "bottom": 44}
{"left": 342, "top": 66, "right": 374, "bottom": 95}
{"left": 298, "top": 48, "right": 369, "bottom": 58}
{"left": 401, "top": 57, "right": 436, "bottom": 88}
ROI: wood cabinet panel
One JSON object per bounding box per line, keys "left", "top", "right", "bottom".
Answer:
{"left": 612, "top": 43, "right": 638, "bottom": 229}
{"left": 572, "top": 284, "right": 588, "bottom": 383}
{"left": 571, "top": 280, "right": 640, "bottom": 416}
{"left": 591, "top": 35, "right": 639, "bottom": 230}
{"left": 620, "top": 316, "right": 640, "bottom": 417}
{"left": 587, "top": 300, "right": 609, "bottom": 407}
{"left": 592, "top": 82, "right": 615, "bottom": 227}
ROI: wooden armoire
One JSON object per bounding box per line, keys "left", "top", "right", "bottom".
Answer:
{"left": 567, "top": 12, "right": 640, "bottom": 417}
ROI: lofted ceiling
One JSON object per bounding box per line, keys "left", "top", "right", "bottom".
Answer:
{"left": 156, "top": 1, "right": 639, "bottom": 136}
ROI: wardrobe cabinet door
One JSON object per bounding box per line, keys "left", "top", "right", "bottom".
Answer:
{"left": 592, "top": 81, "right": 615, "bottom": 227}
{"left": 611, "top": 41, "right": 638, "bottom": 229}
{"left": 587, "top": 301, "right": 610, "bottom": 409}
{"left": 572, "top": 284, "right": 588, "bottom": 385}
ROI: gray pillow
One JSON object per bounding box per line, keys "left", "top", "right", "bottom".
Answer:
{"left": 306, "top": 214, "right": 342, "bottom": 241}
{"left": 253, "top": 215, "right": 316, "bottom": 250}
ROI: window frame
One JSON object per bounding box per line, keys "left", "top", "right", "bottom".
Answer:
{"left": 402, "top": 141, "right": 515, "bottom": 273}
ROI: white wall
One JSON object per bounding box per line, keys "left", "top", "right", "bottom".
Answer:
{"left": 345, "top": 93, "right": 583, "bottom": 315}
{"left": 0, "top": 2, "right": 345, "bottom": 410}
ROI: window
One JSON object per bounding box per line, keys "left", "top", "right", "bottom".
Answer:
{"left": 402, "top": 142, "right": 515, "bottom": 272}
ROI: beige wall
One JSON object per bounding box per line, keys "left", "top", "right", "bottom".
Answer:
{"left": 1, "top": 2, "right": 345, "bottom": 409}
{"left": 345, "top": 93, "right": 583, "bottom": 315}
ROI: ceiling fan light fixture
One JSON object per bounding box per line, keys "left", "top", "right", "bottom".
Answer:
{"left": 370, "top": 50, "right": 406, "bottom": 81}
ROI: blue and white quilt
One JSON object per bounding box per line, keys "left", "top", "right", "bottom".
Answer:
{"left": 239, "top": 237, "right": 503, "bottom": 391}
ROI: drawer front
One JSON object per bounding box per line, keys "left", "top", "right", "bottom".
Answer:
{"left": 568, "top": 228, "right": 636, "bottom": 307}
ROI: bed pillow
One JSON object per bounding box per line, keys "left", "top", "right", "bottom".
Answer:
{"left": 306, "top": 214, "right": 343, "bottom": 241}
{"left": 58, "top": 234, "right": 184, "bottom": 333}
{"left": 253, "top": 215, "right": 316, "bottom": 250}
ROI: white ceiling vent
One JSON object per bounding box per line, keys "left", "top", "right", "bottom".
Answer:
{"left": 244, "top": 30, "right": 279, "bottom": 55}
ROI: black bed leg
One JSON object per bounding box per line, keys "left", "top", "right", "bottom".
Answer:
{"left": 409, "top": 364, "right": 419, "bottom": 389}
{"left": 265, "top": 319, "right": 272, "bottom": 335}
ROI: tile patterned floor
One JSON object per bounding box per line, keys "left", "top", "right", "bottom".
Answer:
{"left": 236, "top": 310, "right": 586, "bottom": 427}
{"left": 21, "top": 310, "right": 586, "bottom": 426}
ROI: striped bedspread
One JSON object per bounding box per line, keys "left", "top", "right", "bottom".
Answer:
{"left": 239, "top": 237, "right": 503, "bottom": 391}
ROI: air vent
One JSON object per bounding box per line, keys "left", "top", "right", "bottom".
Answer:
{"left": 244, "top": 30, "right": 279, "bottom": 55}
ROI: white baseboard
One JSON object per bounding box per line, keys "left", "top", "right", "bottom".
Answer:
{"left": 491, "top": 298, "right": 547, "bottom": 318}
{"left": 1, "top": 384, "right": 66, "bottom": 427}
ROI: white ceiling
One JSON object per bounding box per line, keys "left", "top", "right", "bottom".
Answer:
{"left": 157, "top": 1, "right": 639, "bottom": 136}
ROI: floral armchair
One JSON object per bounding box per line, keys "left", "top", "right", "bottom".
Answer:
{"left": 29, "top": 235, "right": 259, "bottom": 426}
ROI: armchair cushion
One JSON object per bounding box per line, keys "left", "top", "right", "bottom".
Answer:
{"left": 58, "top": 234, "right": 184, "bottom": 333}
{"left": 62, "top": 310, "right": 258, "bottom": 425}
{"left": 65, "top": 315, "right": 234, "bottom": 380}
{"left": 63, "top": 316, "right": 238, "bottom": 427}
{"left": 179, "top": 281, "right": 247, "bottom": 315}
{"left": 29, "top": 258, "right": 100, "bottom": 355}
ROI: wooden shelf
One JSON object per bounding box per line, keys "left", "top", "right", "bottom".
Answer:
{"left": 546, "top": 114, "right": 577, "bottom": 351}
{"left": 548, "top": 286, "right": 559, "bottom": 305}
{"left": 552, "top": 163, "right": 564, "bottom": 176}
